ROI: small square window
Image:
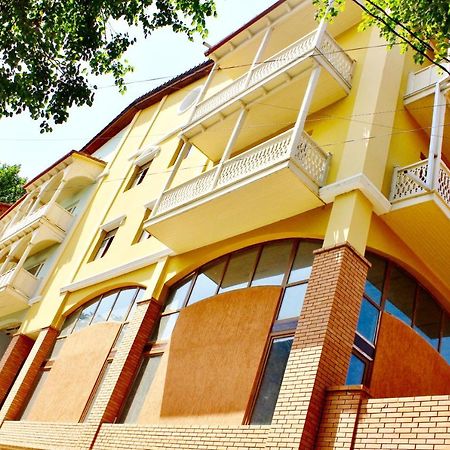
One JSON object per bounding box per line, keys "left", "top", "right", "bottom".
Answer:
{"left": 127, "top": 162, "right": 151, "bottom": 190}
{"left": 92, "top": 228, "right": 118, "bottom": 260}
{"left": 27, "top": 262, "right": 45, "bottom": 277}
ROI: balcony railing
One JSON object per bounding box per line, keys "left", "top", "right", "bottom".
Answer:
{"left": 405, "top": 65, "right": 449, "bottom": 99}
{"left": 390, "top": 159, "right": 450, "bottom": 208}
{"left": 190, "top": 30, "right": 353, "bottom": 124}
{"left": 0, "top": 203, "right": 73, "bottom": 244}
{"left": 0, "top": 267, "right": 39, "bottom": 299}
{"left": 153, "top": 129, "right": 330, "bottom": 217}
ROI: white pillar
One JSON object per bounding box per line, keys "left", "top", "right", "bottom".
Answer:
{"left": 427, "top": 81, "right": 446, "bottom": 188}
{"left": 244, "top": 27, "right": 272, "bottom": 88}
{"left": 151, "top": 141, "right": 192, "bottom": 217}
{"left": 47, "top": 177, "right": 68, "bottom": 208}
{"left": 8, "top": 240, "right": 35, "bottom": 284}
{"left": 211, "top": 107, "right": 248, "bottom": 189}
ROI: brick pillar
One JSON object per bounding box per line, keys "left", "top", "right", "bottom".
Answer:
{"left": 266, "top": 243, "right": 370, "bottom": 450}
{"left": 0, "top": 327, "right": 58, "bottom": 423}
{"left": 86, "top": 298, "right": 161, "bottom": 424}
{"left": 316, "top": 386, "right": 370, "bottom": 450}
{"left": 0, "top": 334, "right": 34, "bottom": 406}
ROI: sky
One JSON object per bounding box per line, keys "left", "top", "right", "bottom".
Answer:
{"left": 0, "top": 0, "right": 276, "bottom": 179}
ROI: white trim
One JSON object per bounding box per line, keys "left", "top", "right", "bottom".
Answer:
{"left": 320, "top": 173, "right": 391, "bottom": 215}
{"left": 96, "top": 169, "right": 110, "bottom": 181}
{"left": 60, "top": 248, "right": 174, "bottom": 293}
{"left": 135, "top": 146, "right": 161, "bottom": 167}
{"left": 144, "top": 199, "right": 157, "bottom": 210}
{"left": 100, "top": 215, "right": 127, "bottom": 232}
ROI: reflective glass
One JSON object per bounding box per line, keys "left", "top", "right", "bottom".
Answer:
{"left": 365, "top": 254, "right": 386, "bottom": 304}
{"left": 385, "top": 267, "right": 416, "bottom": 326}
{"left": 72, "top": 302, "right": 99, "bottom": 332}
{"left": 83, "top": 361, "right": 112, "bottom": 421}
{"left": 48, "top": 338, "right": 65, "bottom": 360}
{"left": 357, "top": 298, "right": 379, "bottom": 343}
{"left": 219, "top": 248, "right": 258, "bottom": 293}
{"left": 277, "top": 284, "right": 308, "bottom": 320}
{"left": 164, "top": 276, "right": 193, "bottom": 313}
{"left": 288, "top": 241, "right": 321, "bottom": 283}
{"left": 413, "top": 289, "right": 441, "bottom": 348}
{"left": 91, "top": 291, "right": 118, "bottom": 324}
{"left": 151, "top": 313, "right": 179, "bottom": 342}
{"left": 251, "top": 241, "right": 292, "bottom": 286}
{"left": 346, "top": 354, "right": 366, "bottom": 385}
{"left": 119, "top": 355, "right": 162, "bottom": 423}
{"left": 187, "top": 258, "right": 226, "bottom": 305}
{"left": 59, "top": 310, "right": 81, "bottom": 337}
{"left": 110, "top": 289, "right": 137, "bottom": 322}
{"left": 440, "top": 315, "right": 450, "bottom": 364}
{"left": 250, "top": 337, "right": 293, "bottom": 425}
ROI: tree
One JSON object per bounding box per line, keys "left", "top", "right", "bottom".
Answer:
{"left": 0, "top": 0, "right": 216, "bottom": 132}
{"left": 314, "top": 0, "right": 450, "bottom": 65}
{"left": 0, "top": 164, "right": 27, "bottom": 204}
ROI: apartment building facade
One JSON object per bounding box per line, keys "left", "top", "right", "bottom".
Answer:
{"left": 0, "top": 1, "right": 449, "bottom": 449}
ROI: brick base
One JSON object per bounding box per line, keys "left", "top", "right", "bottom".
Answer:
{"left": 0, "top": 334, "right": 34, "bottom": 407}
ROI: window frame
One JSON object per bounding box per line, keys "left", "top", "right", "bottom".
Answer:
{"left": 91, "top": 228, "right": 118, "bottom": 261}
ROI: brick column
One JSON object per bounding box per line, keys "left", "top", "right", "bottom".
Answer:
{"left": 266, "top": 243, "right": 370, "bottom": 450}
{"left": 86, "top": 298, "right": 161, "bottom": 424}
{"left": 0, "top": 327, "right": 58, "bottom": 423}
{"left": 316, "top": 386, "right": 370, "bottom": 450}
{"left": 0, "top": 334, "right": 34, "bottom": 407}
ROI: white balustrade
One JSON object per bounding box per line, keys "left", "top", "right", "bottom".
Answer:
{"left": 390, "top": 159, "right": 450, "bottom": 208}
{"left": 154, "top": 129, "right": 330, "bottom": 217}
{"left": 0, "top": 267, "right": 38, "bottom": 299}
{"left": 1, "top": 205, "right": 49, "bottom": 241}
{"left": 191, "top": 30, "right": 353, "bottom": 123}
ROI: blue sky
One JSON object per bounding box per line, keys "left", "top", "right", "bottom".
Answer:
{"left": 0, "top": 0, "right": 275, "bottom": 179}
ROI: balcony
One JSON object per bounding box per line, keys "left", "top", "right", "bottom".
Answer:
{"left": 0, "top": 267, "right": 39, "bottom": 316}
{"left": 383, "top": 159, "right": 450, "bottom": 287}
{"left": 0, "top": 203, "right": 73, "bottom": 250}
{"left": 403, "top": 65, "right": 450, "bottom": 157}
{"left": 146, "top": 129, "right": 330, "bottom": 253}
{"left": 183, "top": 30, "right": 354, "bottom": 161}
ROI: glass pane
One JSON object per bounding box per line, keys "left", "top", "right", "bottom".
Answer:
{"left": 357, "top": 298, "right": 380, "bottom": 343}
{"left": 91, "top": 292, "right": 118, "bottom": 324}
{"left": 151, "top": 313, "right": 179, "bottom": 342}
{"left": 413, "top": 289, "right": 441, "bottom": 349}
{"left": 385, "top": 267, "right": 416, "bottom": 326}
{"left": 110, "top": 289, "right": 137, "bottom": 322}
{"left": 83, "top": 361, "right": 112, "bottom": 421}
{"left": 114, "top": 324, "right": 128, "bottom": 349}
{"left": 72, "top": 302, "right": 99, "bottom": 333}
{"left": 346, "top": 354, "right": 366, "bottom": 385}
{"left": 277, "top": 284, "right": 307, "bottom": 321}
{"left": 48, "top": 338, "right": 65, "bottom": 360}
{"left": 219, "top": 248, "right": 258, "bottom": 293}
{"left": 440, "top": 315, "right": 450, "bottom": 363}
{"left": 250, "top": 336, "right": 293, "bottom": 425}
{"left": 365, "top": 254, "right": 386, "bottom": 304}
{"left": 163, "top": 276, "right": 193, "bottom": 313}
{"left": 20, "top": 370, "right": 50, "bottom": 420}
{"left": 119, "top": 355, "right": 162, "bottom": 423}
{"left": 288, "top": 241, "right": 321, "bottom": 284}
{"left": 187, "top": 258, "right": 226, "bottom": 305}
{"left": 59, "top": 310, "right": 81, "bottom": 337}
{"left": 251, "top": 241, "right": 292, "bottom": 287}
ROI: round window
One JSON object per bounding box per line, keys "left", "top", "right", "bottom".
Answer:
{"left": 178, "top": 86, "right": 203, "bottom": 115}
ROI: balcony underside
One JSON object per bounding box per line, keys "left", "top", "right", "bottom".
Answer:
{"left": 382, "top": 194, "right": 450, "bottom": 289}
{"left": 404, "top": 94, "right": 450, "bottom": 159}
{"left": 185, "top": 60, "right": 348, "bottom": 162}
{"left": 0, "top": 286, "right": 29, "bottom": 316}
{"left": 146, "top": 162, "right": 324, "bottom": 253}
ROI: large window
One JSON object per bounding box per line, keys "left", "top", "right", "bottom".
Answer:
{"left": 121, "top": 239, "right": 322, "bottom": 425}
{"left": 347, "top": 253, "right": 450, "bottom": 385}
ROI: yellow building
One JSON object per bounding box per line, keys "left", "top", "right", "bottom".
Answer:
{"left": 0, "top": 1, "right": 449, "bottom": 449}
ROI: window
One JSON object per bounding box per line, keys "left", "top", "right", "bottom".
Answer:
{"left": 134, "top": 209, "right": 152, "bottom": 244}
{"left": 346, "top": 353, "right": 367, "bottom": 385}
{"left": 127, "top": 162, "right": 151, "bottom": 190}
{"left": 92, "top": 228, "right": 117, "bottom": 260}
{"left": 27, "top": 262, "right": 45, "bottom": 277}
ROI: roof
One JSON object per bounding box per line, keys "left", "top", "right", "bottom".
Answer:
{"left": 204, "top": 0, "right": 286, "bottom": 56}
{"left": 80, "top": 60, "right": 214, "bottom": 156}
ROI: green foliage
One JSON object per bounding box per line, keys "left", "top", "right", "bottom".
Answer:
{"left": 0, "top": 0, "right": 216, "bottom": 132}
{"left": 314, "top": 0, "right": 450, "bottom": 64}
{"left": 0, "top": 163, "right": 27, "bottom": 204}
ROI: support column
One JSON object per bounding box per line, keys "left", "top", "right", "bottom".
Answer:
{"left": 0, "top": 334, "right": 34, "bottom": 407}
{"left": 85, "top": 299, "right": 161, "bottom": 424}
{"left": 0, "top": 327, "right": 57, "bottom": 423}
{"left": 266, "top": 243, "right": 370, "bottom": 450}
